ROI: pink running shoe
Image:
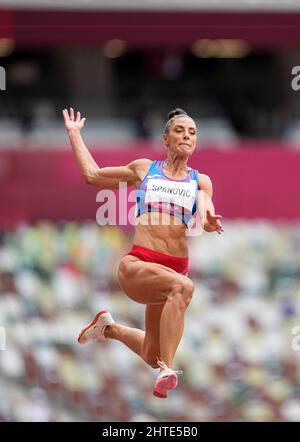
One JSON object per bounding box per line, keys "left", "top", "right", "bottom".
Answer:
{"left": 153, "top": 360, "right": 183, "bottom": 399}
{"left": 77, "top": 310, "right": 115, "bottom": 344}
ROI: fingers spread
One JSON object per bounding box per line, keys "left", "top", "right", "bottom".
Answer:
{"left": 216, "top": 224, "right": 224, "bottom": 233}
{"left": 62, "top": 109, "right": 69, "bottom": 121}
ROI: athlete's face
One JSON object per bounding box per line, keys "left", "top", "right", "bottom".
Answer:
{"left": 163, "top": 117, "right": 197, "bottom": 156}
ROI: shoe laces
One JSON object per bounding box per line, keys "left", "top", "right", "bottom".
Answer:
{"left": 157, "top": 360, "right": 183, "bottom": 375}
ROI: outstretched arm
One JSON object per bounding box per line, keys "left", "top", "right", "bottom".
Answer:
{"left": 63, "top": 108, "right": 98, "bottom": 180}
{"left": 197, "top": 174, "right": 224, "bottom": 234}
{"left": 63, "top": 108, "right": 150, "bottom": 189}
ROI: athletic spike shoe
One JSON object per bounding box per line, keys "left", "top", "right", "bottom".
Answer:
{"left": 153, "top": 360, "right": 183, "bottom": 399}
{"left": 77, "top": 310, "right": 115, "bottom": 344}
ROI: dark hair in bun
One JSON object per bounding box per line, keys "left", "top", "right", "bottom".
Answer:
{"left": 168, "top": 108, "right": 188, "bottom": 120}
{"left": 164, "top": 107, "right": 192, "bottom": 133}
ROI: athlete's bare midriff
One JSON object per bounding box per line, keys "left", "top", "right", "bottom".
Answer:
{"left": 133, "top": 212, "right": 189, "bottom": 257}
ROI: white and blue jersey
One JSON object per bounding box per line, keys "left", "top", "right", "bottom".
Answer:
{"left": 135, "top": 160, "right": 200, "bottom": 227}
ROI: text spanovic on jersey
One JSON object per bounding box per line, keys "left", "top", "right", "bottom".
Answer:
{"left": 145, "top": 179, "right": 197, "bottom": 212}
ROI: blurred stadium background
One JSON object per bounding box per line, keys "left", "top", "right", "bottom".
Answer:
{"left": 1, "top": 1, "right": 300, "bottom": 422}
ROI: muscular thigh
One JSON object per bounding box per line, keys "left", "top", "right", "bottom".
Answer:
{"left": 118, "top": 255, "right": 189, "bottom": 305}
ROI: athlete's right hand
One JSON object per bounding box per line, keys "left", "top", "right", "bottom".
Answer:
{"left": 62, "top": 108, "right": 86, "bottom": 132}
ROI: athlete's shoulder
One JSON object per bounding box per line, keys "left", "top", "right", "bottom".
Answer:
{"left": 198, "top": 173, "right": 213, "bottom": 195}
{"left": 128, "top": 158, "right": 152, "bottom": 168}
{"left": 198, "top": 173, "right": 212, "bottom": 183}
{"left": 127, "top": 158, "right": 152, "bottom": 171}
{"left": 128, "top": 159, "right": 154, "bottom": 186}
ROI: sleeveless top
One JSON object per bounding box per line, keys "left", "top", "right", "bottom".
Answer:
{"left": 135, "top": 160, "right": 200, "bottom": 228}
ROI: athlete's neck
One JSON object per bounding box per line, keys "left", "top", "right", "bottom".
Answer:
{"left": 163, "top": 155, "right": 189, "bottom": 176}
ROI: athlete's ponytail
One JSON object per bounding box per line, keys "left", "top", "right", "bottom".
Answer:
{"left": 167, "top": 108, "right": 188, "bottom": 120}
{"left": 164, "top": 108, "right": 191, "bottom": 133}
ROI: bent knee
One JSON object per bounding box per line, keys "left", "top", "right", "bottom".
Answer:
{"left": 183, "top": 278, "right": 195, "bottom": 297}
{"left": 169, "top": 278, "right": 194, "bottom": 306}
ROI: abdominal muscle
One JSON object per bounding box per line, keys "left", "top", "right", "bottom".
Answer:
{"left": 132, "top": 211, "right": 189, "bottom": 258}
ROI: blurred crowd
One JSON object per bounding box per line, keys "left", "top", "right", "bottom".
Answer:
{"left": 0, "top": 220, "right": 300, "bottom": 422}
{"left": 1, "top": 44, "right": 300, "bottom": 148}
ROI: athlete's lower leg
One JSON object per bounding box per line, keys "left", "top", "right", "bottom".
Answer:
{"left": 104, "top": 323, "right": 145, "bottom": 360}
{"left": 159, "top": 283, "right": 194, "bottom": 368}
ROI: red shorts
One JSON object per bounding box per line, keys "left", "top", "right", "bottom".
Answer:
{"left": 126, "top": 244, "right": 189, "bottom": 276}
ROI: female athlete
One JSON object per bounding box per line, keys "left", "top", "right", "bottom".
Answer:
{"left": 63, "top": 107, "right": 224, "bottom": 398}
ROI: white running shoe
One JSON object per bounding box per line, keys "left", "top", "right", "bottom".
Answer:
{"left": 153, "top": 360, "right": 183, "bottom": 399}
{"left": 77, "top": 310, "right": 115, "bottom": 344}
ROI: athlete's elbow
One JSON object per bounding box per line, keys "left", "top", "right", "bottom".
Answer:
{"left": 83, "top": 169, "right": 99, "bottom": 185}
{"left": 84, "top": 172, "right": 97, "bottom": 186}
{"left": 83, "top": 173, "right": 92, "bottom": 184}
